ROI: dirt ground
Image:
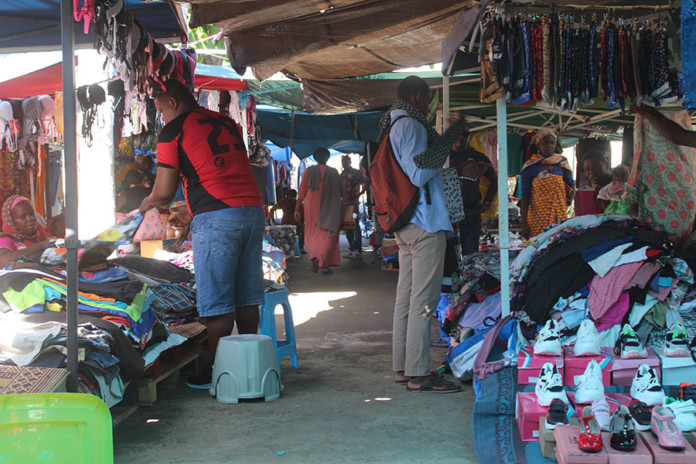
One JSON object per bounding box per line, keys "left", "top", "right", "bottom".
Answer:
{"left": 113, "top": 239, "right": 477, "bottom": 464}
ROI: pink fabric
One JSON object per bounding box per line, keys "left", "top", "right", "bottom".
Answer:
{"left": 595, "top": 292, "right": 631, "bottom": 332}
{"left": 10, "top": 196, "right": 29, "bottom": 210}
{"left": 0, "top": 236, "right": 19, "bottom": 251}
{"left": 589, "top": 261, "right": 643, "bottom": 319}
{"left": 298, "top": 165, "right": 340, "bottom": 268}
{"left": 626, "top": 261, "right": 661, "bottom": 290}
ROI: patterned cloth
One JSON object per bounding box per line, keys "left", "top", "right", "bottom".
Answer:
{"left": 1, "top": 195, "right": 50, "bottom": 247}
{"left": 629, "top": 111, "right": 696, "bottom": 237}
{"left": 0, "top": 366, "right": 68, "bottom": 394}
{"left": 521, "top": 154, "right": 574, "bottom": 237}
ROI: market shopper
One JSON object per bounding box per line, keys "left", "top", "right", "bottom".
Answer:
{"left": 520, "top": 130, "right": 575, "bottom": 239}
{"left": 449, "top": 134, "right": 497, "bottom": 255}
{"left": 582, "top": 150, "right": 613, "bottom": 214}
{"left": 0, "top": 195, "right": 53, "bottom": 268}
{"left": 383, "top": 75, "right": 486, "bottom": 393}
{"left": 340, "top": 155, "right": 368, "bottom": 259}
{"left": 140, "top": 79, "right": 265, "bottom": 389}
{"left": 294, "top": 148, "right": 344, "bottom": 274}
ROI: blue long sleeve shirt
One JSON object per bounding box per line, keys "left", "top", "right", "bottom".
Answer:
{"left": 389, "top": 109, "right": 452, "bottom": 233}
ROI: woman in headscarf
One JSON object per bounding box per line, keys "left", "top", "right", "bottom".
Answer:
{"left": 520, "top": 130, "right": 575, "bottom": 238}
{"left": 0, "top": 195, "right": 52, "bottom": 268}
{"left": 294, "top": 148, "right": 345, "bottom": 274}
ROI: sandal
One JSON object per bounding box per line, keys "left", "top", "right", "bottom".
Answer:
{"left": 407, "top": 374, "right": 461, "bottom": 393}
{"left": 321, "top": 267, "right": 333, "bottom": 275}
{"left": 310, "top": 258, "right": 319, "bottom": 273}
{"left": 394, "top": 371, "right": 411, "bottom": 384}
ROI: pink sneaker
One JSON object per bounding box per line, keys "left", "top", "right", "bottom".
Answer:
{"left": 651, "top": 406, "right": 687, "bottom": 450}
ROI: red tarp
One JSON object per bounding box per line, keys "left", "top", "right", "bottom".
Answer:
{"left": 0, "top": 62, "right": 63, "bottom": 99}
{"left": 194, "top": 74, "right": 248, "bottom": 91}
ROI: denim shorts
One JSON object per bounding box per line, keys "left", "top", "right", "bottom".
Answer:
{"left": 191, "top": 206, "right": 265, "bottom": 317}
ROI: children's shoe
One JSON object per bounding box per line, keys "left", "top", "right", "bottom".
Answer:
{"left": 651, "top": 406, "right": 687, "bottom": 450}
{"left": 628, "top": 399, "right": 652, "bottom": 431}
{"left": 679, "top": 382, "right": 696, "bottom": 402}
{"left": 545, "top": 399, "right": 569, "bottom": 430}
{"left": 614, "top": 324, "right": 647, "bottom": 359}
{"left": 630, "top": 364, "right": 665, "bottom": 406}
{"left": 534, "top": 319, "right": 562, "bottom": 356}
{"left": 664, "top": 397, "right": 696, "bottom": 432}
{"left": 574, "top": 319, "right": 601, "bottom": 357}
{"left": 579, "top": 405, "right": 604, "bottom": 452}
{"left": 591, "top": 397, "right": 612, "bottom": 431}
{"left": 535, "top": 362, "right": 568, "bottom": 406}
{"left": 610, "top": 405, "right": 637, "bottom": 451}
{"left": 575, "top": 360, "right": 605, "bottom": 404}
{"left": 663, "top": 322, "right": 690, "bottom": 357}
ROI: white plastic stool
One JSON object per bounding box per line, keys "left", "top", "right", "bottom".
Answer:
{"left": 209, "top": 334, "right": 281, "bottom": 404}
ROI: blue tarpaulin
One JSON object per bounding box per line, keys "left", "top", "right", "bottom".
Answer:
{"left": 257, "top": 109, "right": 385, "bottom": 159}
{"left": 0, "top": 0, "right": 184, "bottom": 52}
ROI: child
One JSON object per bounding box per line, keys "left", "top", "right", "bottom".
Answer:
{"left": 598, "top": 165, "right": 636, "bottom": 215}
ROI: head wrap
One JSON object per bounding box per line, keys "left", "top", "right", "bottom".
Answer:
{"left": 532, "top": 129, "right": 557, "bottom": 146}
{"left": 1, "top": 195, "right": 50, "bottom": 244}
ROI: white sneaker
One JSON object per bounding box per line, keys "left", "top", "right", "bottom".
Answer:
{"left": 630, "top": 364, "right": 665, "bottom": 406}
{"left": 574, "top": 319, "right": 601, "bottom": 357}
{"left": 665, "top": 399, "right": 696, "bottom": 432}
{"left": 664, "top": 322, "right": 691, "bottom": 357}
{"left": 534, "top": 319, "right": 562, "bottom": 356}
{"left": 591, "top": 397, "right": 612, "bottom": 431}
{"left": 575, "top": 360, "right": 606, "bottom": 404}
{"left": 535, "top": 362, "right": 568, "bottom": 406}
{"left": 342, "top": 251, "right": 356, "bottom": 259}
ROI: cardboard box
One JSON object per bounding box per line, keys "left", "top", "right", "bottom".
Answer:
{"left": 601, "top": 432, "right": 652, "bottom": 464}
{"left": 640, "top": 430, "right": 696, "bottom": 463}
{"left": 611, "top": 347, "right": 661, "bottom": 386}
{"left": 517, "top": 392, "right": 574, "bottom": 442}
{"left": 564, "top": 347, "right": 613, "bottom": 387}
{"left": 517, "top": 344, "right": 564, "bottom": 385}
{"left": 554, "top": 424, "right": 609, "bottom": 463}
{"left": 540, "top": 416, "right": 580, "bottom": 458}
{"left": 655, "top": 347, "right": 696, "bottom": 386}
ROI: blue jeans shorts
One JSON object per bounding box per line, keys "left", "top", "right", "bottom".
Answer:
{"left": 191, "top": 206, "right": 265, "bottom": 317}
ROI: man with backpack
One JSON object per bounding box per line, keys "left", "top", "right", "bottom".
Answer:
{"left": 377, "top": 76, "right": 487, "bottom": 393}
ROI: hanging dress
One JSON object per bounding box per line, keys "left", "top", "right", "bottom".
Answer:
{"left": 521, "top": 153, "right": 574, "bottom": 237}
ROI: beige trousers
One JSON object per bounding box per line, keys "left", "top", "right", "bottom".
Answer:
{"left": 392, "top": 224, "right": 446, "bottom": 377}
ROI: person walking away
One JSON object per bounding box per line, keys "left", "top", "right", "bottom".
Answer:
{"left": 294, "top": 148, "right": 344, "bottom": 275}
{"left": 140, "top": 79, "right": 265, "bottom": 389}
{"left": 382, "top": 75, "right": 486, "bottom": 392}
{"left": 449, "top": 134, "right": 497, "bottom": 255}
{"left": 340, "top": 155, "right": 368, "bottom": 259}
{"left": 519, "top": 130, "right": 575, "bottom": 239}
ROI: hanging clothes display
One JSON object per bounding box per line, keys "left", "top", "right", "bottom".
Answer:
{"left": 629, "top": 110, "right": 696, "bottom": 238}
{"left": 478, "top": 6, "right": 679, "bottom": 111}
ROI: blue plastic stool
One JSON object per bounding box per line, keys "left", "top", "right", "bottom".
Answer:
{"left": 260, "top": 288, "right": 300, "bottom": 369}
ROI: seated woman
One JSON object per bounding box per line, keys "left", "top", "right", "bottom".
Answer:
{"left": 0, "top": 195, "right": 53, "bottom": 268}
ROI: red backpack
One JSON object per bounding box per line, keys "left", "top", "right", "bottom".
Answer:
{"left": 369, "top": 115, "right": 420, "bottom": 234}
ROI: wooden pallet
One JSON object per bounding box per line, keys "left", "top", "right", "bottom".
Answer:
{"left": 137, "top": 350, "right": 200, "bottom": 406}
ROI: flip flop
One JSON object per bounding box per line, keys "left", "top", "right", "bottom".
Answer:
{"left": 394, "top": 371, "right": 410, "bottom": 384}
{"left": 321, "top": 267, "right": 333, "bottom": 275}
{"left": 407, "top": 374, "right": 461, "bottom": 393}
{"left": 311, "top": 258, "right": 319, "bottom": 273}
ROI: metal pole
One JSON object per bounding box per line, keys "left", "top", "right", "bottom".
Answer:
{"left": 496, "top": 97, "right": 510, "bottom": 317}
{"left": 60, "top": 0, "right": 79, "bottom": 392}
{"left": 442, "top": 74, "right": 450, "bottom": 131}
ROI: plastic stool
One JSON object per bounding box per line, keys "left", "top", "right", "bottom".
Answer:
{"left": 260, "top": 288, "right": 300, "bottom": 369}
{"left": 210, "top": 334, "right": 281, "bottom": 404}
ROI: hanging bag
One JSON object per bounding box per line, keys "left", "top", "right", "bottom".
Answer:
{"left": 442, "top": 168, "right": 466, "bottom": 224}
{"left": 341, "top": 204, "right": 356, "bottom": 230}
